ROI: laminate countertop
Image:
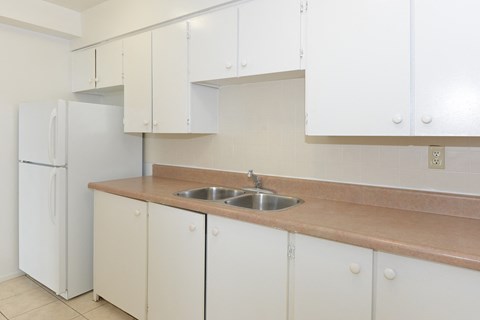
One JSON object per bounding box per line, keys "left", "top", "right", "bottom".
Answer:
{"left": 88, "top": 165, "right": 480, "bottom": 272}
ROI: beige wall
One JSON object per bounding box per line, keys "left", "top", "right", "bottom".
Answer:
{"left": 0, "top": 24, "right": 96, "bottom": 281}
{"left": 145, "top": 78, "right": 480, "bottom": 196}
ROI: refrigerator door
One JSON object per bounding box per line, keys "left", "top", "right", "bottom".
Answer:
{"left": 19, "top": 162, "right": 67, "bottom": 295}
{"left": 19, "top": 100, "right": 67, "bottom": 166}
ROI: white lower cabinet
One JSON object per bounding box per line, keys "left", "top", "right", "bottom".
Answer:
{"left": 375, "top": 252, "right": 480, "bottom": 320}
{"left": 148, "top": 203, "right": 205, "bottom": 320}
{"left": 93, "top": 191, "right": 147, "bottom": 320}
{"left": 293, "top": 234, "right": 373, "bottom": 320}
{"left": 93, "top": 191, "right": 480, "bottom": 320}
{"left": 206, "top": 215, "right": 289, "bottom": 320}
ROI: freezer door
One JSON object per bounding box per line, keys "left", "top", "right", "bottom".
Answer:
{"left": 18, "top": 100, "right": 67, "bottom": 166}
{"left": 19, "top": 163, "right": 67, "bottom": 295}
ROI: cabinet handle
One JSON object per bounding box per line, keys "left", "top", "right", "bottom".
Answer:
{"left": 225, "top": 62, "right": 232, "bottom": 70}
{"left": 153, "top": 121, "right": 158, "bottom": 126}
{"left": 241, "top": 60, "right": 248, "bottom": 67}
{"left": 189, "top": 224, "right": 197, "bottom": 232}
{"left": 143, "top": 120, "right": 150, "bottom": 126}
{"left": 392, "top": 115, "right": 403, "bottom": 124}
{"left": 88, "top": 78, "right": 93, "bottom": 84}
{"left": 349, "top": 263, "right": 361, "bottom": 274}
{"left": 95, "top": 77, "right": 99, "bottom": 83}
{"left": 134, "top": 210, "right": 141, "bottom": 217}
{"left": 421, "top": 115, "right": 433, "bottom": 124}
{"left": 212, "top": 227, "right": 219, "bottom": 237}
{"left": 384, "top": 268, "right": 397, "bottom": 280}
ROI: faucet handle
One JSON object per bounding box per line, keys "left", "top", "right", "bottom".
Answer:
{"left": 247, "top": 169, "right": 254, "bottom": 177}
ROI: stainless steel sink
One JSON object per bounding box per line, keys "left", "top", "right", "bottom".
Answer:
{"left": 176, "top": 187, "right": 246, "bottom": 201}
{"left": 224, "top": 193, "right": 303, "bottom": 211}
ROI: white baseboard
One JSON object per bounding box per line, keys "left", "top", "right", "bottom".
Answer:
{"left": 0, "top": 270, "right": 25, "bottom": 284}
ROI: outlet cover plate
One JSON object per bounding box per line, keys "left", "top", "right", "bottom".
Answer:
{"left": 428, "top": 146, "right": 445, "bottom": 169}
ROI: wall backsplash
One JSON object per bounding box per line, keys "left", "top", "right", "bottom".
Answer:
{"left": 145, "top": 78, "right": 480, "bottom": 196}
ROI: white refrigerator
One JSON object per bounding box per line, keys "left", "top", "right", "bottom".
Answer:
{"left": 18, "top": 100, "right": 142, "bottom": 299}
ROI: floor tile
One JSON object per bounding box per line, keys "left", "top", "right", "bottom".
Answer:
{"left": 11, "top": 300, "right": 80, "bottom": 320}
{"left": 83, "top": 303, "right": 134, "bottom": 320}
{"left": 0, "top": 312, "right": 6, "bottom": 320}
{"left": 0, "top": 287, "right": 56, "bottom": 318}
{"left": 64, "top": 291, "right": 106, "bottom": 314}
{"left": 0, "top": 276, "right": 39, "bottom": 301}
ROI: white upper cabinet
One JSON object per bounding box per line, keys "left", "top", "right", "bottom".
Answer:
{"left": 414, "top": 0, "right": 480, "bottom": 136}
{"left": 293, "top": 234, "right": 373, "bottom": 320}
{"left": 153, "top": 22, "right": 189, "bottom": 133}
{"left": 238, "top": 0, "right": 303, "bottom": 77}
{"left": 189, "top": 0, "right": 303, "bottom": 83}
{"left": 71, "top": 40, "right": 123, "bottom": 92}
{"left": 376, "top": 252, "right": 480, "bottom": 319}
{"left": 305, "top": 0, "right": 411, "bottom": 136}
{"left": 152, "top": 22, "right": 218, "bottom": 134}
{"left": 189, "top": 7, "right": 238, "bottom": 83}
{"left": 123, "top": 32, "right": 152, "bottom": 133}
{"left": 71, "top": 49, "right": 95, "bottom": 92}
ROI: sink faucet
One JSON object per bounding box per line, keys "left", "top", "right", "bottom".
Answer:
{"left": 247, "top": 170, "right": 262, "bottom": 189}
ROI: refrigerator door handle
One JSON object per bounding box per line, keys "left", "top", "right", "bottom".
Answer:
{"left": 49, "top": 169, "right": 56, "bottom": 225}
{"left": 48, "top": 109, "right": 57, "bottom": 165}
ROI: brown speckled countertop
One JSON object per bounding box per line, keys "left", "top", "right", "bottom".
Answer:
{"left": 88, "top": 165, "right": 480, "bottom": 271}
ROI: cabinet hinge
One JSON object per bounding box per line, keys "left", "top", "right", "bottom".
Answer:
{"left": 300, "top": 48, "right": 304, "bottom": 59}
{"left": 187, "top": 118, "right": 190, "bottom": 126}
{"left": 288, "top": 244, "right": 295, "bottom": 260}
{"left": 186, "top": 21, "right": 191, "bottom": 39}
{"left": 300, "top": 1, "right": 308, "bottom": 13}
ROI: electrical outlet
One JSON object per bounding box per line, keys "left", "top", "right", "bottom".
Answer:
{"left": 428, "top": 146, "right": 445, "bottom": 169}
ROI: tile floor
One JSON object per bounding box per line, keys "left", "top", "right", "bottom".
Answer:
{"left": 0, "top": 276, "right": 136, "bottom": 320}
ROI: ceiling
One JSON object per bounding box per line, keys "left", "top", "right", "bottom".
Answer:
{"left": 42, "top": 0, "right": 109, "bottom": 12}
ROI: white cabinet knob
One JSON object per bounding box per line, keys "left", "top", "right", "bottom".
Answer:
{"left": 225, "top": 62, "right": 232, "bottom": 69}
{"left": 212, "top": 227, "right": 219, "bottom": 237}
{"left": 95, "top": 77, "right": 99, "bottom": 83}
{"left": 241, "top": 60, "right": 248, "bottom": 67}
{"left": 421, "top": 115, "right": 433, "bottom": 124}
{"left": 134, "top": 210, "right": 141, "bottom": 217}
{"left": 143, "top": 120, "right": 150, "bottom": 126}
{"left": 384, "top": 268, "right": 397, "bottom": 280}
{"left": 392, "top": 115, "right": 403, "bottom": 124}
{"left": 349, "top": 263, "right": 361, "bottom": 274}
{"left": 88, "top": 78, "right": 93, "bottom": 84}
{"left": 153, "top": 121, "right": 158, "bottom": 126}
{"left": 189, "top": 224, "right": 197, "bottom": 232}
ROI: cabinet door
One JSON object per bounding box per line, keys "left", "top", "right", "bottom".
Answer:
{"left": 206, "top": 215, "right": 288, "bottom": 320}
{"left": 238, "top": 0, "right": 301, "bottom": 77}
{"left": 152, "top": 22, "right": 189, "bottom": 133}
{"left": 124, "top": 32, "right": 152, "bottom": 133}
{"left": 148, "top": 204, "right": 205, "bottom": 320}
{"left": 305, "top": 0, "right": 410, "bottom": 136}
{"left": 95, "top": 40, "right": 123, "bottom": 89}
{"left": 71, "top": 48, "right": 95, "bottom": 92}
{"left": 189, "top": 7, "right": 238, "bottom": 82}
{"left": 293, "top": 235, "right": 373, "bottom": 320}
{"left": 93, "top": 191, "right": 147, "bottom": 320}
{"left": 376, "top": 252, "right": 480, "bottom": 320}
{"left": 415, "top": 0, "right": 480, "bottom": 136}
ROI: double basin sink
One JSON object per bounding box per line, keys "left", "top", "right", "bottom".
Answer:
{"left": 176, "top": 186, "right": 303, "bottom": 211}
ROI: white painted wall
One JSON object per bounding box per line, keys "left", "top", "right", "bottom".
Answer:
{"left": 145, "top": 79, "right": 480, "bottom": 196}
{"left": 0, "top": 24, "right": 83, "bottom": 282}
{"left": 0, "top": 0, "right": 81, "bottom": 38}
